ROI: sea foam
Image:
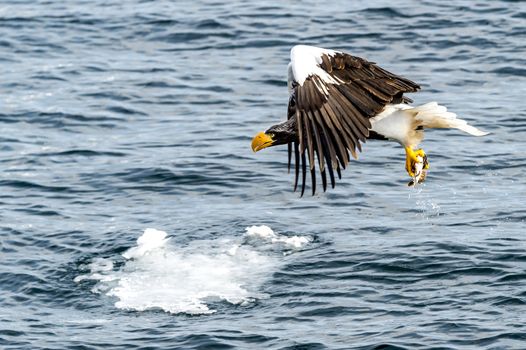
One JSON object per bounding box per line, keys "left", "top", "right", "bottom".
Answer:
{"left": 76, "top": 225, "right": 310, "bottom": 315}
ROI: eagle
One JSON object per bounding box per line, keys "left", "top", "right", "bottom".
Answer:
{"left": 251, "top": 45, "right": 488, "bottom": 195}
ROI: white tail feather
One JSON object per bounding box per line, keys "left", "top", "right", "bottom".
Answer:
{"left": 412, "top": 102, "right": 489, "bottom": 136}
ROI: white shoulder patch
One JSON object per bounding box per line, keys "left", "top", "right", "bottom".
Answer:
{"left": 289, "top": 45, "right": 342, "bottom": 86}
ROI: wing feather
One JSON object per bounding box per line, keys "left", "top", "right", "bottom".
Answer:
{"left": 308, "top": 115, "right": 327, "bottom": 191}
{"left": 308, "top": 111, "right": 325, "bottom": 172}
{"left": 293, "top": 141, "right": 300, "bottom": 192}
{"left": 287, "top": 142, "right": 292, "bottom": 173}
{"left": 313, "top": 109, "right": 338, "bottom": 171}
{"left": 317, "top": 118, "right": 336, "bottom": 189}
{"left": 296, "top": 110, "right": 305, "bottom": 153}
{"left": 326, "top": 97, "right": 360, "bottom": 157}
{"left": 330, "top": 86, "right": 370, "bottom": 139}
{"left": 320, "top": 103, "right": 349, "bottom": 169}
{"left": 303, "top": 111, "right": 315, "bottom": 171}
{"left": 319, "top": 104, "right": 348, "bottom": 170}
{"left": 300, "top": 146, "right": 307, "bottom": 197}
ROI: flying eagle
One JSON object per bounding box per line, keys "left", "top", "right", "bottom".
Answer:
{"left": 251, "top": 45, "right": 488, "bottom": 195}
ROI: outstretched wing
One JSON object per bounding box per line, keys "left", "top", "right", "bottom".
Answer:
{"left": 287, "top": 45, "right": 420, "bottom": 195}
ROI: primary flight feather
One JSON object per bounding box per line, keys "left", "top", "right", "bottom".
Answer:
{"left": 251, "top": 45, "right": 488, "bottom": 195}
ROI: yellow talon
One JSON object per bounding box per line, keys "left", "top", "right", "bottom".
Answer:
{"left": 405, "top": 147, "right": 418, "bottom": 177}
{"left": 404, "top": 147, "right": 429, "bottom": 184}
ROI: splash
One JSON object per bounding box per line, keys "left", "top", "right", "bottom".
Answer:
{"left": 121, "top": 228, "right": 170, "bottom": 259}
{"left": 76, "top": 226, "right": 310, "bottom": 315}
{"left": 245, "top": 225, "right": 311, "bottom": 249}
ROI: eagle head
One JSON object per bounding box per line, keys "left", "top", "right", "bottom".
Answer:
{"left": 251, "top": 119, "right": 297, "bottom": 152}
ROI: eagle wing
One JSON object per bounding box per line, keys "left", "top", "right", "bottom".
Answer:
{"left": 287, "top": 45, "right": 420, "bottom": 195}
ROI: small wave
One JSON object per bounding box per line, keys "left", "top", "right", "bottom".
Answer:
{"left": 75, "top": 226, "right": 311, "bottom": 315}
{"left": 35, "top": 149, "right": 126, "bottom": 157}
{"left": 106, "top": 105, "right": 147, "bottom": 116}
{"left": 491, "top": 66, "right": 526, "bottom": 77}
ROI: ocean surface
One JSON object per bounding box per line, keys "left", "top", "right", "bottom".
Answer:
{"left": 1, "top": 0, "right": 525, "bottom": 349}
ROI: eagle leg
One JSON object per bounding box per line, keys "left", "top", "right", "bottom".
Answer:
{"left": 405, "top": 147, "right": 429, "bottom": 181}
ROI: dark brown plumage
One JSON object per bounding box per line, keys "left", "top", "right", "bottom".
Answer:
{"left": 287, "top": 51, "right": 420, "bottom": 195}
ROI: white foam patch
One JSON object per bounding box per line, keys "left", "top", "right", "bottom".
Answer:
{"left": 121, "top": 228, "right": 170, "bottom": 259}
{"left": 245, "top": 225, "right": 311, "bottom": 249}
{"left": 76, "top": 226, "right": 311, "bottom": 315}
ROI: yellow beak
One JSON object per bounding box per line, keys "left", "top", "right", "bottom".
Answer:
{"left": 251, "top": 132, "right": 274, "bottom": 152}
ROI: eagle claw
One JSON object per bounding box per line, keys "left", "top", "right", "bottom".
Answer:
{"left": 405, "top": 147, "right": 429, "bottom": 183}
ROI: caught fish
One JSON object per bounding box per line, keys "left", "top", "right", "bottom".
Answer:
{"left": 407, "top": 154, "right": 429, "bottom": 187}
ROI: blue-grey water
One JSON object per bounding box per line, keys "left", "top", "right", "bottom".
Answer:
{"left": 1, "top": 0, "right": 525, "bottom": 349}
